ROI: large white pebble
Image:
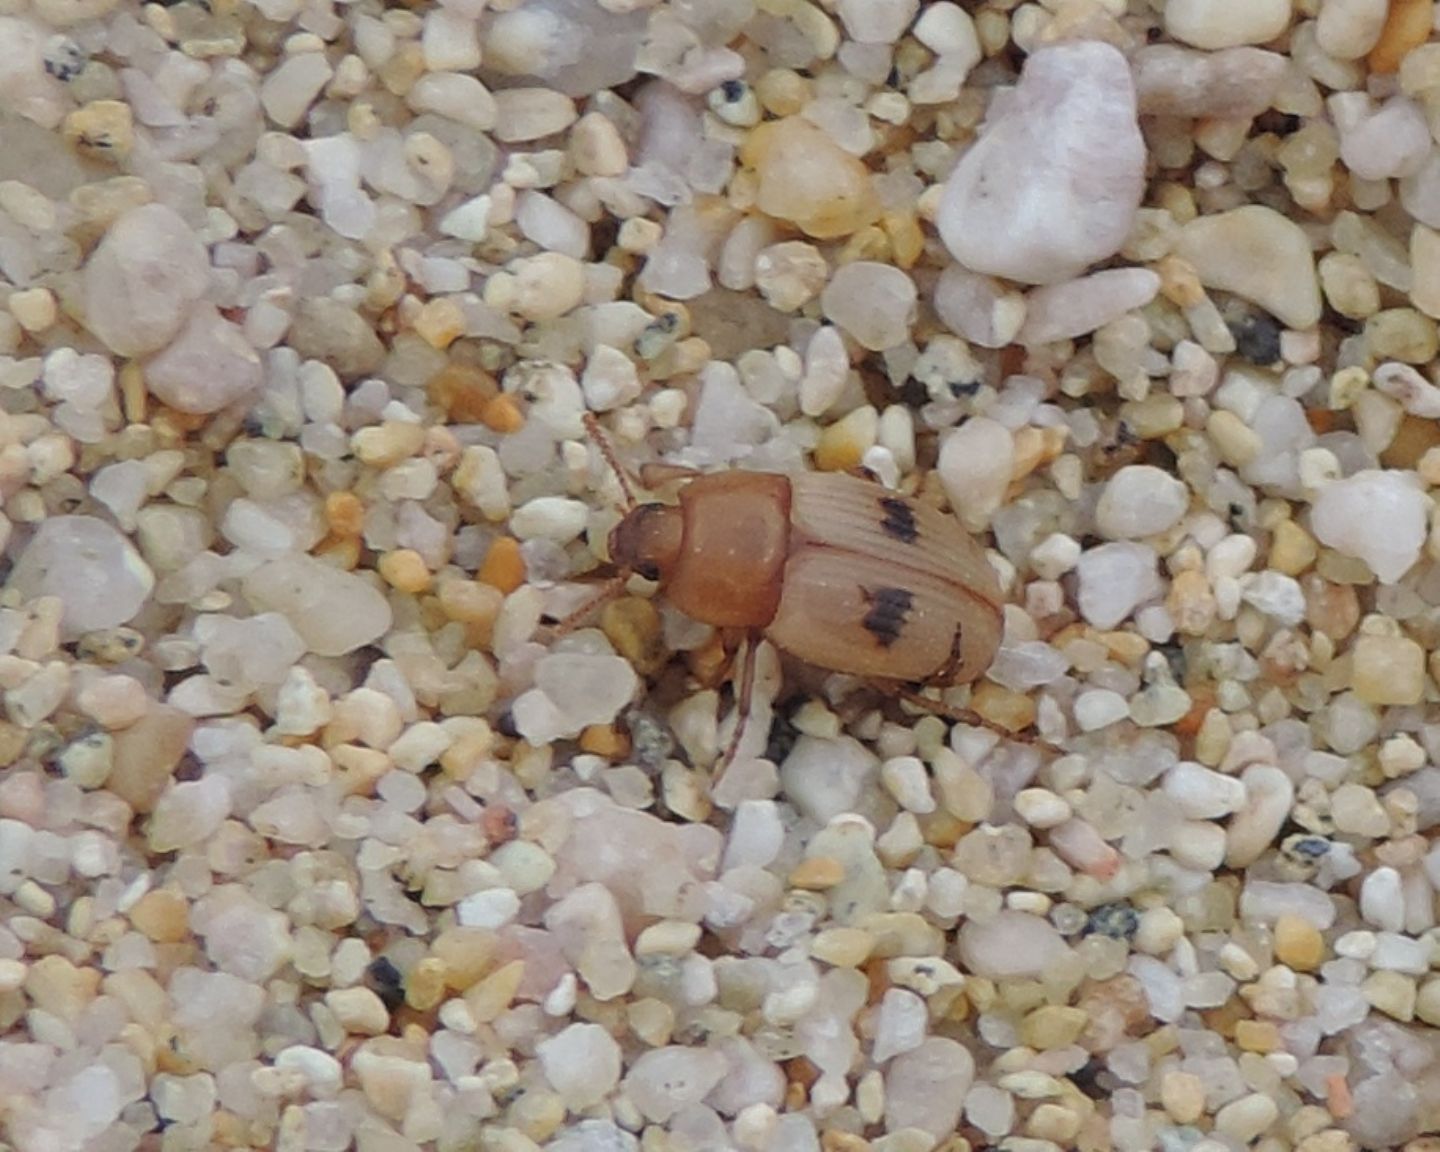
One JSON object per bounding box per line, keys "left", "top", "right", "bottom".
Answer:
{"left": 956, "top": 910, "right": 1069, "bottom": 978}
{"left": 241, "top": 554, "right": 393, "bottom": 656}
{"left": 1133, "top": 45, "right": 1288, "bottom": 119}
{"left": 884, "top": 1038, "right": 974, "bottom": 1138}
{"left": 938, "top": 417, "right": 1013, "bottom": 532}
{"left": 8, "top": 515, "right": 155, "bottom": 637}
{"left": 938, "top": 41, "right": 1144, "bottom": 285}
{"left": 1095, "top": 465, "right": 1188, "bottom": 539}
{"left": 145, "top": 304, "right": 262, "bottom": 414}
{"left": 624, "top": 1046, "right": 726, "bottom": 1123}
{"left": 535, "top": 653, "right": 639, "bottom": 731}
{"left": 1076, "top": 542, "right": 1163, "bottom": 629}
{"left": 82, "top": 203, "right": 211, "bottom": 357}
{"left": 538, "top": 1023, "right": 622, "bottom": 1111}
{"left": 1330, "top": 93, "right": 1431, "bottom": 181}
{"left": 1310, "top": 470, "right": 1429, "bottom": 583}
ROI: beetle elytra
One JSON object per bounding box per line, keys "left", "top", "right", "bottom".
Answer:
{"left": 584, "top": 414, "right": 1008, "bottom": 770}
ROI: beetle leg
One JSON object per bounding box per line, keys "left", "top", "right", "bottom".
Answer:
{"left": 893, "top": 685, "right": 1047, "bottom": 749}
{"left": 714, "top": 633, "right": 761, "bottom": 781}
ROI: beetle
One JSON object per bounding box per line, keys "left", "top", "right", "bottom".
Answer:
{"left": 581, "top": 416, "right": 1006, "bottom": 771}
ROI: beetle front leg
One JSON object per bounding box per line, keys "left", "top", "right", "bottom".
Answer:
{"left": 713, "top": 634, "right": 780, "bottom": 787}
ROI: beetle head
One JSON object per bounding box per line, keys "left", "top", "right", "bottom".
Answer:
{"left": 609, "top": 502, "right": 682, "bottom": 584}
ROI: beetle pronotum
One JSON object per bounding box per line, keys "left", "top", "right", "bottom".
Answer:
{"left": 580, "top": 414, "right": 1011, "bottom": 775}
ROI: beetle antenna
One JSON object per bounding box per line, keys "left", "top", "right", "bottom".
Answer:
{"left": 583, "top": 412, "right": 638, "bottom": 512}
{"left": 546, "top": 575, "right": 628, "bottom": 637}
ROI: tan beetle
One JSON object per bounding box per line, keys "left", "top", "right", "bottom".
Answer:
{"left": 581, "top": 415, "right": 1007, "bottom": 769}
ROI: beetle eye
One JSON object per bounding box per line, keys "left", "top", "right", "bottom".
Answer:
{"left": 636, "top": 562, "right": 660, "bottom": 582}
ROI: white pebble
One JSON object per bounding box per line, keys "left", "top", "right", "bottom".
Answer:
{"left": 939, "top": 41, "right": 1144, "bottom": 284}
{"left": 437, "top": 194, "right": 495, "bottom": 241}
{"left": 1073, "top": 689, "right": 1130, "bottom": 731}
{"left": 881, "top": 756, "right": 936, "bottom": 814}
{"left": 1018, "top": 269, "right": 1160, "bottom": 346}
{"left": 581, "top": 345, "right": 641, "bottom": 412}
{"left": 260, "top": 52, "right": 333, "bottom": 129}
{"left": 938, "top": 417, "right": 1013, "bottom": 532}
{"left": 1359, "top": 866, "right": 1406, "bottom": 933}
{"left": 1224, "top": 765, "right": 1294, "bottom": 868}
{"left": 9, "top": 516, "right": 154, "bottom": 638}
{"left": 1165, "top": 0, "right": 1292, "bottom": 48}
{"left": 1311, "top": 470, "right": 1429, "bottom": 583}
{"left": 1316, "top": 0, "right": 1387, "bottom": 59}
{"left": 492, "top": 88, "right": 577, "bottom": 143}
{"left": 510, "top": 496, "right": 590, "bottom": 544}
{"left": 1163, "top": 761, "right": 1247, "bottom": 819}
{"left": 516, "top": 190, "right": 590, "bottom": 259}
{"left": 1013, "top": 788, "right": 1072, "bottom": 829}
{"left": 1238, "top": 571, "right": 1306, "bottom": 625}
{"left": 800, "top": 326, "right": 850, "bottom": 417}
{"left": 82, "top": 204, "right": 210, "bottom": 357}
{"left": 457, "top": 887, "right": 521, "bottom": 929}
{"left": 1095, "top": 465, "right": 1189, "bottom": 540}
{"left": 837, "top": 0, "right": 918, "bottom": 43}
{"left": 1076, "top": 542, "right": 1163, "bottom": 629}
{"left": 1330, "top": 93, "right": 1431, "bottom": 181}
{"left": 241, "top": 554, "right": 393, "bottom": 657}
{"left": 1029, "top": 533, "right": 1081, "bottom": 579}
{"left": 820, "top": 262, "right": 918, "bottom": 351}
{"left": 1177, "top": 206, "right": 1321, "bottom": 330}
{"left": 538, "top": 1023, "right": 622, "bottom": 1110}
{"left": 914, "top": 2, "right": 978, "bottom": 56}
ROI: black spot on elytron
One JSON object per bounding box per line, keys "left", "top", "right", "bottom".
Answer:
{"left": 878, "top": 497, "right": 919, "bottom": 544}
{"left": 861, "top": 586, "right": 914, "bottom": 648}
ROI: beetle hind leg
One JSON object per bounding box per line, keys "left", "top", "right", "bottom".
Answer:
{"left": 894, "top": 634, "right": 1053, "bottom": 750}
{"left": 893, "top": 685, "right": 1039, "bottom": 746}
